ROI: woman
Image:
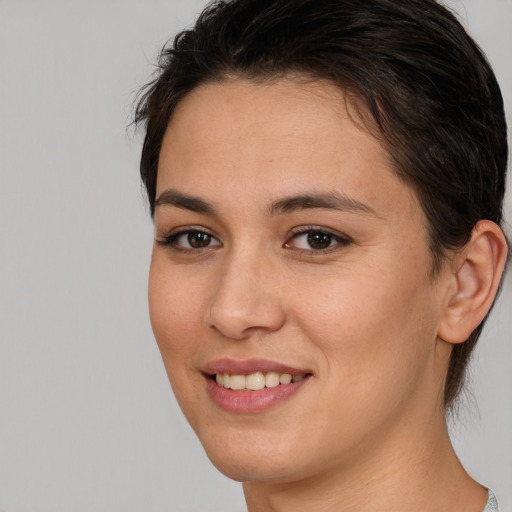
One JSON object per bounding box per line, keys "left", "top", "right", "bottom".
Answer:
{"left": 135, "top": 0, "right": 508, "bottom": 510}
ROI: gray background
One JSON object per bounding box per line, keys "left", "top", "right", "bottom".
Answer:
{"left": 0, "top": 1, "right": 510, "bottom": 511}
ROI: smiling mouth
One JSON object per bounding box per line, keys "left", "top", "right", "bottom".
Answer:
{"left": 205, "top": 363, "right": 312, "bottom": 412}
{"left": 213, "top": 371, "right": 308, "bottom": 391}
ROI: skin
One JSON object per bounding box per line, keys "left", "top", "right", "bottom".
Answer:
{"left": 148, "top": 78, "right": 500, "bottom": 511}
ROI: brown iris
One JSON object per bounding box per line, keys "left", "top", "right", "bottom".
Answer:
{"left": 307, "top": 232, "right": 332, "bottom": 250}
{"left": 187, "top": 232, "right": 212, "bottom": 248}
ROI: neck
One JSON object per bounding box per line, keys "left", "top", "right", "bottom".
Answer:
{"left": 243, "top": 408, "right": 487, "bottom": 512}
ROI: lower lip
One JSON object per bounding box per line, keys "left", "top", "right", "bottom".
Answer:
{"left": 206, "top": 376, "right": 310, "bottom": 414}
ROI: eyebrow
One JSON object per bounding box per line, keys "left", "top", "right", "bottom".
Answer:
{"left": 154, "top": 189, "right": 377, "bottom": 217}
{"left": 155, "top": 189, "right": 217, "bottom": 214}
{"left": 270, "top": 192, "right": 377, "bottom": 216}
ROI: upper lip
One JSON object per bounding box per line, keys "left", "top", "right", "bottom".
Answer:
{"left": 202, "top": 358, "right": 312, "bottom": 376}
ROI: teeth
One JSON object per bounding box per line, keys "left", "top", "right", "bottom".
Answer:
{"left": 229, "top": 374, "right": 246, "bottom": 390}
{"left": 279, "top": 373, "right": 292, "bottom": 384}
{"left": 215, "top": 371, "right": 307, "bottom": 390}
{"left": 246, "top": 372, "right": 265, "bottom": 390}
{"left": 265, "top": 372, "right": 280, "bottom": 388}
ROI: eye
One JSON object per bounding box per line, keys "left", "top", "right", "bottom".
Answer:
{"left": 285, "top": 228, "right": 350, "bottom": 252}
{"left": 157, "top": 229, "right": 221, "bottom": 250}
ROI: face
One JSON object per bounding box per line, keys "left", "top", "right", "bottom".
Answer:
{"left": 149, "top": 78, "right": 450, "bottom": 484}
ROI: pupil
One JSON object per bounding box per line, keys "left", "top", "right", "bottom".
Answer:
{"left": 188, "top": 232, "right": 211, "bottom": 248}
{"left": 307, "top": 232, "right": 331, "bottom": 250}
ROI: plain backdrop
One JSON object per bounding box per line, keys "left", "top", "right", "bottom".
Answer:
{"left": 0, "top": 1, "right": 510, "bottom": 511}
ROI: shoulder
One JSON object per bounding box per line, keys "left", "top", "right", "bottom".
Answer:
{"left": 483, "top": 489, "right": 499, "bottom": 512}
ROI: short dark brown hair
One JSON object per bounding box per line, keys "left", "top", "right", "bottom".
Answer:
{"left": 135, "top": 0, "right": 508, "bottom": 408}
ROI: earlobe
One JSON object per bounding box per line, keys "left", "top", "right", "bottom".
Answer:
{"left": 437, "top": 220, "right": 508, "bottom": 344}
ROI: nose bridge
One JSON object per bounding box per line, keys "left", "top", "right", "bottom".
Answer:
{"left": 206, "top": 241, "right": 286, "bottom": 339}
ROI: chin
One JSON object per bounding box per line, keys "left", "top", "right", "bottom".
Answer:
{"left": 207, "top": 451, "right": 301, "bottom": 484}
{"left": 196, "top": 425, "right": 307, "bottom": 483}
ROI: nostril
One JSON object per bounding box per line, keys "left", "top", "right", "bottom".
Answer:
{"left": 205, "top": 275, "right": 287, "bottom": 340}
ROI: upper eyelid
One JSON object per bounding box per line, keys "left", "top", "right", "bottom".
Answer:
{"left": 157, "top": 225, "right": 218, "bottom": 238}
{"left": 156, "top": 225, "right": 349, "bottom": 237}
{"left": 283, "top": 226, "right": 352, "bottom": 255}
{"left": 288, "top": 225, "right": 351, "bottom": 240}
{"left": 155, "top": 225, "right": 351, "bottom": 245}
{"left": 155, "top": 227, "right": 222, "bottom": 250}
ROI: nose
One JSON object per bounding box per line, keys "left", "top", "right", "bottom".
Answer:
{"left": 205, "top": 249, "right": 286, "bottom": 340}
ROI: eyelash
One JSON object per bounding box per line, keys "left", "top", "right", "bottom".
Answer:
{"left": 156, "top": 226, "right": 351, "bottom": 254}
{"left": 285, "top": 226, "right": 351, "bottom": 254}
{"left": 156, "top": 227, "right": 221, "bottom": 253}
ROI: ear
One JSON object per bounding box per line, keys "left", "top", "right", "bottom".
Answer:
{"left": 437, "top": 220, "right": 508, "bottom": 344}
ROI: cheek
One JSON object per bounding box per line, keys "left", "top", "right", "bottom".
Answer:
{"left": 288, "top": 268, "right": 440, "bottom": 453}
{"left": 293, "top": 261, "right": 438, "bottom": 387}
{"left": 148, "top": 258, "right": 210, "bottom": 424}
{"left": 148, "top": 257, "right": 205, "bottom": 361}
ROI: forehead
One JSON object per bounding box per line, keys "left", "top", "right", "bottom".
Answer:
{"left": 157, "top": 77, "right": 422, "bottom": 223}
